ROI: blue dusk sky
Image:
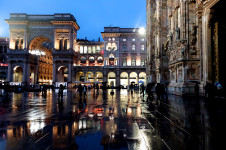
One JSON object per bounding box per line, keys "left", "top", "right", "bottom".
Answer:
{"left": 0, "top": 0, "right": 146, "bottom": 41}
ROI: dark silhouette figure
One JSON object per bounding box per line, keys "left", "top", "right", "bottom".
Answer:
{"left": 195, "top": 83, "right": 199, "bottom": 97}
{"left": 78, "top": 84, "right": 83, "bottom": 98}
{"left": 140, "top": 84, "right": 145, "bottom": 97}
{"left": 83, "top": 85, "right": 87, "bottom": 97}
{"left": 156, "top": 83, "right": 161, "bottom": 103}
{"left": 58, "top": 84, "right": 64, "bottom": 99}
{"left": 96, "top": 84, "right": 99, "bottom": 94}
{"left": 146, "top": 83, "right": 154, "bottom": 102}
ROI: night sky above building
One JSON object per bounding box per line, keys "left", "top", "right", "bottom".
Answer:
{"left": 0, "top": 0, "right": 146, "bottom": 41}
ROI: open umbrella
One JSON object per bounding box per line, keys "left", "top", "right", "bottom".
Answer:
{"left": 138, "top": 80, "right": 144, "bottom": 84}
{"left": 74, "top": 81, "right": 81, "bottom": 83}
{"left": 94, "top": 81, "right": 102, "bottom": 84}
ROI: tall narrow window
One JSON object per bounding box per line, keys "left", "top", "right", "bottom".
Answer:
{"left": 64, "top": 39, "right": 67, "bottom": 50}
{"left": 88, "top": 46, "right": 92, "bottom": 53}
{"left": 141, "top": 45, "right": 145, "bottom": 51}
{"left": 123, "top": 59, "right": 127, "bottom": 66}
{"left": 84, "top": 46, "right": 87, "bottom": 53}
{"left": 141, "top": 59, "right": 145, "bottom": 66}
{"left": 15, "top": 39, "right": 19, "bottom": 49}
{"left": 20, "top": 39, "right": 23, "bottom": 49}
{"left": 132, "top": 45, "right": 136, "bottom": 51}
{"left": 59, "top": 39, "right": 63, "bottom": 50}
{"left": 132, "top": 59, "right": 136, "bottom": 66}
{"left": 97, "top": 46, "right": 100, "bottom": 53}
{"left": 80, "top": 46, "right": 83, "bottom": 53}
{"left": 92, "top": 46, "right": 96, "bottom": 53}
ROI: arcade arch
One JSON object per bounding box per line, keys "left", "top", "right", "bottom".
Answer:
{"left": 13, "top": 66, "right": 23, "bottom": 82}
{"left": 29, "top": 36, "right": 53, "bottom": 84}
{"left": 58, "top": 66, "right": 68, "bottom": 82}
{"left": 108, "top": 72, "right": 116, "bottom": 87}
{"left": 139, "top": 72, "right": 146, "bottom": 85}
{"left": 76, "top": 72, "right": 85, "bottom": 82}
{"left": 129, "top": 72, "right": 138, "bottom": 85}
{"left": 86, "top": 72, "right": 94, "bottom": 82}
{"left": 120, "top": 72, "right": 128, "bottom": 88}
{"left": 95, "top": 72, "right": 103, "bottom": 82}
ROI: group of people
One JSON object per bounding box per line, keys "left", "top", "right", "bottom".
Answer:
{"left": 76, "top": 83, "right": 100, "bottom": 98}
{"left": 144, "top": 83, "right": 168, "bottom": 104}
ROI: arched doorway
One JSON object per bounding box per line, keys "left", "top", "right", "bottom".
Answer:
{"left": 108, "top": 72, "right": 116, "bottom": 87}
{"left": 58, "top": 66, "right": 68, "bottom": 82}
{"left": 139, "top": 72, "right": 146, "bottom": 85}
{"left": 120, "top": 72, "right": 128, "bottom": 88}
{"left": 28, "top": 36, "right": 53, "bottom": 84}
{"left": 76, "top": 72, "right": 85, "bottom": 82}
{"left": 209, "top": 1, "right": 226, "bottom": 91}
{"left": 85, "top": 72, "right": 94, "bottom": 82}
{"left": 129, "top": 72, "right": 138, "bottom": 85}
{"left": 95, "top": 72, "right": 103, "bottom": 82}
{"left": 13, "top": 66, "right": 23, "bottom": 82}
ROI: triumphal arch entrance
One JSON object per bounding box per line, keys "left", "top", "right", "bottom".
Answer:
{"left": 5, "top": 13, "right": 79, "bottom": 87}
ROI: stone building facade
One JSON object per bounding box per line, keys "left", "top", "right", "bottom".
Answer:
{"left": 5, "top": 13, "right": 79, "bottom": 87}
{"left": 0, "top": 37, "right": 9, "bottom": 82}
{"left": 101, "top": 27, "right": 146, "bottom": 88}
{"left": 2, "top": 14, "right": 147, "bottom": 87}
{"left": 74, "top": 40, "right": 105, "bottom": 83}
{"left": 146, "top": 0, "right": 226, "bottom": 95}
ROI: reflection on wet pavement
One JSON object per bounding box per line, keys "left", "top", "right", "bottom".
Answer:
{"left": 0, "top": 89, "right": 225, "bottom": 150}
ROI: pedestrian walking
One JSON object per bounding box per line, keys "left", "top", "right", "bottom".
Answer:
{"left": 96, "top": 84, "right": 99, "bottom": 94}
{"left": 78, "top": 84, "right": 83, "bottom": 98}
{"left": 146, "top": 83, "right": 154, "bottom": 102}
{"left": 58, "top": 84, "right": 64, "bottom": 99}
{"left": 83, "top": 85, "right": 87, "bottom": 97}
{"left": 140, "top": 84, "right": 145, "bottom": 97}
{"left": 195, "top": 83, "right": 199, "bottom": 97}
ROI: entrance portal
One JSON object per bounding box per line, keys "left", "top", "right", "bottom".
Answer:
{"left": 13, "top": 66, "right": 23, "bottom": 82}
{"left": 211, "top": 1, "right": 226, "bottom": 91}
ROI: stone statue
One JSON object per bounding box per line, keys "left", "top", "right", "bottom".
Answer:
{"left": 191, "top": 23, "right": 198, "bottom": 45}
{"left": 175, "top": 27, "right": 180, "bottom": 40}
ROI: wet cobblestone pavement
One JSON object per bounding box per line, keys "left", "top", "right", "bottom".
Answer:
{"left": 0, "top": 89, "right": 225, "bottom": 150}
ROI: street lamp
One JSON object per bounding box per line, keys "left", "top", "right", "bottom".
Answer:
{"left": 139, "top": 27, "right": 146, "bottom": 35}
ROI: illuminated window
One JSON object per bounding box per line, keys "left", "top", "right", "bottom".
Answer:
{"left": 88, "top": 46, "right": 92, "bottom": 53}
{"left": 106, "top": 43, "right": 112, "bottom": 51}
{"left": 123, "top": 39, "right": 126, "bottom": 41}
{"left": 112, "top": 38, "right": 115, "bottom": 41}
{"left": 123, "top": 59, "right": 127, "bottom": 66}
{"left": 97, "top": 46, "right": 100, "bottom": 53}
{"left": 97, "top": 56, "right": 103, "bottom": 63}
{"left": 141, "top": 38, "right": 145, "bottom": 41}
{"left": 112, "top": 43, "right": 117, "bottom": 51}
{"left": 89, "top": 56, "right": 95, "bottom": 63}
{"left": 132, "top": 39, "right": 135, "bottom": 41}
{"left": 84, "top": 46, "right": 87, "bottom": 53}
{"left": 141, "top": 45, "right": 145, "bottom": 51}
{"left": 141, "top": 59, "right": 145, "bottom": 66}
{"left": 132, "top": 59, "right": 136, "bottom": 66}
{"left": 92, "top": 46, "right": 96, "bottom": 53}
{"left": 132, "top": 45, "right": 136, "bottom": 51}
{"left": 80, "top": 46, "right": 83, "bottom": 53}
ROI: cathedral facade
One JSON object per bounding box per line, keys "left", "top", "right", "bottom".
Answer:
{"left": 146, "top": 0, "right": 226, "bottom": 95}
